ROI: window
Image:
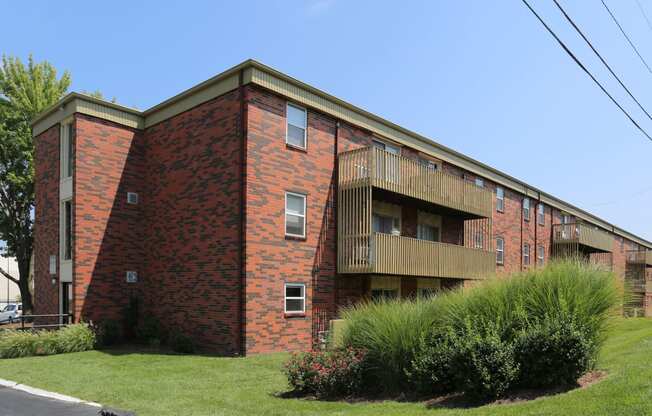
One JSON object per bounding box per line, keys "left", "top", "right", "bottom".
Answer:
{"left": 417, "top": 224, "right": 439, "bottom": 242}
{"left": 537, "top": 245, "right": 545, "bottom": 266}
{"left": 371, "top": 289, "right": 398, "bottom": 301}
{"left": 475, "top": 178, "right": 484, "bottom": 188}
{"left": 286, "top": 103, "right": 307, "bottom": 149}
{"left": 61, "top": 122, "right": 74, "bottom": 179}
{"left": 474, "top": 232, "right": 484, "bottom": 249}
{"left": 420, "top": 159, "right": 438, "bottom": 171}
{"left": 62, "top": 200, "right": 72, "bottom": 260}
{"left": 49, "top": 255, "right": 57, "bottom": 275}
{"left": 373, "top": 214, "right": 400, "bottom": 235}
{"left": 285, "top": 283, "right": 305, "bottom": 313}
{"left": 496, "top": 187, "right": 504, "bottom": 212}
{"left": 285, "top": 192, "right": 306, "bottom": 237}
{"left": 127, "top": 192, "right": 139, "bottom": 205}
{"left": 523, "top": 198, "right": 530, "bottom": 222}
{"left": 496, "top": 237, "right": 504, "bottom": 265}
{"left": 523, "top": 243, "right": 530, "bottom": 266}
{"left": 537, "top": 203, "right": 545, "bottom": 225}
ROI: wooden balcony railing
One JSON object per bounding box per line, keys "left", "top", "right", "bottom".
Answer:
{"left": 338, "top": 147, "right": 493, "bottom": 218}
{"left": 626, "top": 250, "right": 652, "bottom": 266}
{"left": 552, "top": 223, "right": 613, "bottom": 253}
{"left": 338, "top": 232, "right": 495, "bottom": 280}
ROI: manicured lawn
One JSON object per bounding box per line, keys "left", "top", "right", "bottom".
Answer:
{"left": 0, "top": 319, "right": 650, "bottom": 415}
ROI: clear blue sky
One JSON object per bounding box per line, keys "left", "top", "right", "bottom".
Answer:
{"left": 4, "top": 0, "right": 652, "bottom": 240}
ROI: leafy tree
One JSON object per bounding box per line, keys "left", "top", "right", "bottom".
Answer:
{"left": 0, "top": 55, "right": 70, "bottom": 312}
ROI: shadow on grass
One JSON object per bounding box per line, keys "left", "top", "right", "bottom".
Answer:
{"left": 95, "top": 344, "right": 244, "bottom": 359}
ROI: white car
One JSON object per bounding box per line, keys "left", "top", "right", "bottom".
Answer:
{"left": 0, "top": 303, "right": 22, "bottom": 324}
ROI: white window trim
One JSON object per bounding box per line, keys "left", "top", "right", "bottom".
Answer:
{"left": 285, "top": 102, "right": 307, "bottom": 150}
{"left": 60, "top": 198, "right": 73, "bottom": 262}
{"left": 496, "top": 187, "right": 504, "bottom": 213}
{"left": 537, "top": 245, "right": 545, "bottom": 265}
{"left": 496, "top": 237, "right": 505, "bottom": 265}
{"left": 284, "top": 283, "right": 306, "bottom": 313}
{"left": 523, "top": 198, "right": 530, "bottom": 222}
{"left": 537, "top": 203, "right": 545, "bottom": 225}
{"left": 523, "top": 243, "right": 530, "bottom": 265}
{"left": 285, "top": 192, "right": 306, "bottom": 238}
{"left": 60, "top": 119, "right": 73, "bottom": 180}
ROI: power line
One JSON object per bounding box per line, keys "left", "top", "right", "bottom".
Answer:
{"left": 552, "top": 0, "right": 652, "bottom": 122}
{"left": 521, "top": 0, "right": 652, "bottom": 142}
{"left": 601, "top": 0, "right": 652, "bottom": 75}
{"left": 635, "top": 0, "right": 652, "bottom": 34}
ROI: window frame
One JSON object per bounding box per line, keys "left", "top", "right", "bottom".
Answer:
{"left": 475, "top": 178, "right": 484, "bottom": 188}
{"left": 496, "top": 236, "right": 505, "bottom": 265}
{"left": 537, "top": 203, "right": 545, "bottom": 225}
{"left": 523, "top": 243, "right": 530, "bottom": 266}
{"left": 60, "top": 120, "right": 74, "bottom": 180}
{"left": 285, "top": 191, "right": 307, "bottom": 238}
{"left": 284, "top": 283, "right": 306, "bottom": 314}
{"left": 523, "top": 198, "right": 530, "bottom": 222}
{"left": 537, "top": 245, "right": 545, "bottom": 266}
{"left": 61, "top": 199, "right": 73, "bottom": 261}
{"left": 496, "top": 187, "right": 504, "bottom": 213}
{"left": 285, "top": 102, "right": 307, "bottom": 150}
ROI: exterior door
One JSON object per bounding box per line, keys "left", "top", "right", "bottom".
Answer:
{"left": 61, "top": 282, "right": 72, "bottom": 324}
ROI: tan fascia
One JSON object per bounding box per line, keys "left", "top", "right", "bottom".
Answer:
{"left": 30, "top": 59, "right": 652, "bottom": 249}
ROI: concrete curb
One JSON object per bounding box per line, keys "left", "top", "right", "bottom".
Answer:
{"left": 0, "top": 378, "right": 102, "bottom": 408}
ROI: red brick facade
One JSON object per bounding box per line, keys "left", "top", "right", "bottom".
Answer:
{"left": 33, "top": 72, "right": 650, "bottom": 355}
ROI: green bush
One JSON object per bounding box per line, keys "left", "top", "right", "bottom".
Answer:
{"left": 285, "top": 348, "right": 367, "bottom": 398}
{"left": 96, "top": 320, "right": 122, "bottom": 347}
{"left": 169, "top": 331, "right": 195, "bottom": 354}
{"left": 339, "top": 297, "right": 439, "bottom": 393}
{"left": 449, "top": 321, "right": 519, "bottom": 400}
{"left": 515, "top": 315, "right": 596, "bottom": 388}
{"left": 0, "top": 324, "right": 96, "bottom": 359}
{"left": 336, "top": 259, "right": 619, "bottom": 399}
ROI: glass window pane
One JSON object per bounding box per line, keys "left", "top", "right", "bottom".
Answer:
{"left": 286, "top": 286, "right": 303, "bottom": 298}
{"left": 286, "top": 194, "right": 305, "bottom": 215}
{"left": 286, "top": 214, "right": 304, "bottom": 236}
{"left": 287, "top": 125, "right": 305, "bottom": 148}
{"left": 287, "top": 104, "right": 306, "bottom": 128}
{"left": 286, "top": 299, "right": 304, "bottom": 312}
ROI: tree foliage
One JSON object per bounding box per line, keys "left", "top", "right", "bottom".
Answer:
{"left": 0, "top": 54, "right": 70, "bottom": 311}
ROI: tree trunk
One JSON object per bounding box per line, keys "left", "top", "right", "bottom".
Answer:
{"left": 16, "top": 255, "right": 33, "bottom": 313}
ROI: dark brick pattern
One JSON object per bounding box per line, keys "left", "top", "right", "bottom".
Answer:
{"left": 34, "top": 125, "right": 60, "bottom": 317}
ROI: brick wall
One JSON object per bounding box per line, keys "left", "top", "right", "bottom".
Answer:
{"left": 74, "top": 115, "right": 145, "bottom": 323}
{"left": 34, "top": 125, "right": 60, "bottom": 316}
{"left": 143, "top": 89, "right": 243, "bottom": 355}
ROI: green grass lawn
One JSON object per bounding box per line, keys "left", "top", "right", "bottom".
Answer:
{"left": 0, "top": 318, "right": 650, "bottom": 416}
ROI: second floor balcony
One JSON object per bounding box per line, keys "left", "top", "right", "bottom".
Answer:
{"left": 552, "top": 222, "right": 613, "bottom": 254}
{"left": 626, "top": 250, "right": 652, "bottom": 267}
{"left": 338, "top": 147, "right": 493, "bottom": 219}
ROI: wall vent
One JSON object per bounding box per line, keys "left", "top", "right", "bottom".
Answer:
{"left": 126, "top": 271, "right": 138, "bottom": 283}
{"left": 127, "top": 192, "right": 139, "bottom": 205}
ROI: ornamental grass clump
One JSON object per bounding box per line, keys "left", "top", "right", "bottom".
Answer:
{"left": 0, "top": 323, "right": 96, "bottom": 359}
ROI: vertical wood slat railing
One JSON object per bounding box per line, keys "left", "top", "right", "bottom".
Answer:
{"left": 552, "top": 223, "right": 613, "bottom": 253}
{"left": 626, "top": 250, "right": 652, "bottom": 266}
{"left": 338, "top": 147, "right": 492, "bottom": 218}
{"left": 339, "top": 232, "right": 494, "bottom": 279}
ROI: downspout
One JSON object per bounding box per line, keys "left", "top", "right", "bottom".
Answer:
{"left": 238, "top": 70, "right": 247, "bottom": 356}
{"left": 333, "top": 121, "right": 339, "bottom": 314}
{"left": 520, "top": 191, "right": 524, "bottom": 272}
{"left": 535, "top": 192, "right": 540, "bottom": 268}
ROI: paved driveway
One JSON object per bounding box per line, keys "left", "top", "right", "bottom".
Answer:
{"left": 0, "top": 385, "right": 99, "bottom": 416}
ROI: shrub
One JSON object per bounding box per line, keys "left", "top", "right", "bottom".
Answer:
{"left": 515, "top": 316, "right": 596, "bottom": 388}
{"left": 138, "top": 316, "right": 166, "bottom": 345}
{"left": 285, "top": 348, "right": 367, "bottom": 398}
{"left": 96, "top": 320, "right": 122, "bottom": 347}
{"left": 450, "top": 321, "right": 519, "bottom": 401}
{"left": 169, "top": 331, "right": 195, "bottom": 354}
{"left": 0, "top": 324, "right": 96, "bottom": 359}
{"left": 408, "top": 328, "right": 459, "bottom": 395}
{"left": 339, "top": 297, "right": 439, "bottom": 393}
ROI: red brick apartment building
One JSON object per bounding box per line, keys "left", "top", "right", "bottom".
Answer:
{"left": 32, "top": 60, "right": 652, "bottom": 355}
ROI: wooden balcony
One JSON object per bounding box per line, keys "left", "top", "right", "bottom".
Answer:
{"left": 626, "top": 250, "right": 652, "bottom": 267}
{"left": 338, "top": 147, "right": 492, "bottom": 219}
{"left": 338, "top": 232, "right": 495, "bottom": 280}
{"left": 552, "top": 223, "right": 613, "bottom": 254}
